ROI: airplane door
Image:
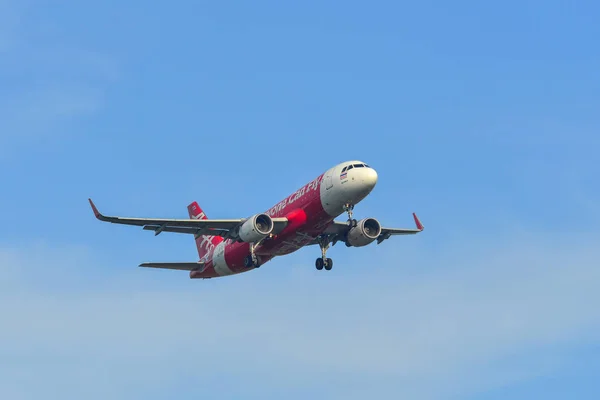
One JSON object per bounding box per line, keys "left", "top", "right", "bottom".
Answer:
{"left": 325, "top": 173, "right": 333, "bottom": 190}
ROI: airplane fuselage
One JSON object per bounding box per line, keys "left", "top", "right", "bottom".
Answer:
{"left": 190, "top": 161, "right": 378, "bottom": 279}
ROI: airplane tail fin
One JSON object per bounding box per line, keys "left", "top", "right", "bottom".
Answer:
{"left": 187, "top": 201, "right": 223, "bottom": 259}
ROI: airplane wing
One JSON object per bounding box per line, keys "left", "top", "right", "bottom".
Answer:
{"left": 88, "top": 199, "right": 288, "bottom": 240}
{"left": 320, "top": 213, "right": 424, "bottom": 245}
{"left": 139, "top": 262, "right": 206, "bottom": 271}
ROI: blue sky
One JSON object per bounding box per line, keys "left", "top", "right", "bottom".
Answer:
{"left": 1, "top": 0, "right": 599, "bottom": 398}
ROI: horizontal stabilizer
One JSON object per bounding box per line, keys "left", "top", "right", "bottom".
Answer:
{"left": 139, "top": 262, "right": 206, "bottom": 271}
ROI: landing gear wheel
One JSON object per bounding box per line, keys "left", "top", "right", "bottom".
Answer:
{"left": 244, "top": 255, "right": 260, "bottom": 268}
{"left": 315, "top": 258, "right": 324, "bottom": 270}
{"left": 316, "top": 235, "right": 334, "bottom": 272}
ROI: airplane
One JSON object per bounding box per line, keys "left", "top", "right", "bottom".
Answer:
{"left": 89, "top": 160, "right": 424, "bottom": 279}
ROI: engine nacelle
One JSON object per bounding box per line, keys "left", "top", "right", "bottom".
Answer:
{"left": 239, "top": 213, "right": 274, "bottom": 243}
{"left": 346, "top": 218, "right": 382, "bottom": 247}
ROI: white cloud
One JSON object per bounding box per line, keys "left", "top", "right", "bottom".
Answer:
{"left": 0, "top": 231, "right": 598, "bottom": 399}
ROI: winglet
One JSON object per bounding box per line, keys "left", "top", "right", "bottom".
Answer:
{"left": 413, "top": 213, "right": 424, "bottom": 231}
{"left": 88, "top": 198, "right": 104, "bottom": 220}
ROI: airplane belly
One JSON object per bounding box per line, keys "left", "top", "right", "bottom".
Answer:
{"left": 272, "top": 232, "right": 316, "bottom": 255}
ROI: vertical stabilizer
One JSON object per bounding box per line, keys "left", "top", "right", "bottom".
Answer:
{"left": 187, "top": 202, "right": 223, "bottom": 259}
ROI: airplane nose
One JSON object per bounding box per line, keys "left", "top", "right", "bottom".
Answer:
{"left": 353, "top": 167, "right": 378, "bottom": 198}
{"left": 365, "top": 167, "right": 378, "bottom": 189}
{"left": 340, "top": 164, "right": 379, "bottom": 203}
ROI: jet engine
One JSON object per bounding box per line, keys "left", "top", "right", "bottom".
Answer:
{"left": 346, "top": 218, "right": 382, "bottom": 247}
{"left": 238, "top": 213, "right": 274, "bottom": 242}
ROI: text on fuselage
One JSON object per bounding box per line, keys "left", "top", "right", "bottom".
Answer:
{"left": 265, "top": 175, "right": 323, "bottom": 217}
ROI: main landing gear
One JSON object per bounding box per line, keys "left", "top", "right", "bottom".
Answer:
{"left": 314, "top": 204, "right": 358, "bottom": 271}
{"left": 315, "top": 235, "right": 333, "bottom": 271}
{"left": 244, "top": 240, "right": 265, "bottom": 268}
{"left": 315, "top": 257, "right": 333, "bottom": 271}
{"left": 244, "top": 254, "right": 260, "bottom": 268}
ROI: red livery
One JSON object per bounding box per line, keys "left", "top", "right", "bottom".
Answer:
{"left": 89, "top": 160, "right": 423, "bottom": 279}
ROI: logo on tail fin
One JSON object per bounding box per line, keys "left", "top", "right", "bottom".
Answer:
{"left": 192, "top": 211, "right": 206, "bottom": 220}
{"left": 187, "top": 201, "right": 223, "bottom": 260}
{"left": 189, "top": 203, "right": 206, "bottom": 220}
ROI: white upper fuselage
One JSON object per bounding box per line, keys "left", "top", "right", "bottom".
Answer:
{"left": 320, "top": 160, "right": 379, "bottom": 217}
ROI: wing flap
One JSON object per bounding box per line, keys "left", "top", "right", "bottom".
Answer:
{"left": 316, "top": 213, "right": 424, "bottom": 245}
{"left": 378, "top": 213, "right": 424, "bottom": 238}
{"left": 139, "top": 262, "right": 206, "bottom": 271}
{"left": 89, "top": 199, "right": 288, "bottom": 238}
{"left": 142, "top": 225, "right": 230, "bottom": 236}
{"left": 377, "top": 213, "right": 424, "bottom": 243}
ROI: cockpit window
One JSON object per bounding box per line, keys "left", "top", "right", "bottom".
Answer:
{"left": 342, "top": 166, "right": 347, "bottom": 172}
{"left": 353, "top": 164, "right": 365, "bottom": 168}
{"left": 347, "top": 165, "right": 354, "bottom": 170}
{"left": 364, "top": 164, "right": 370, "bottom": 168}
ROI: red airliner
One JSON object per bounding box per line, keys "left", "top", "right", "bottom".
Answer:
{"left": 89, "top": 160, "right": 424, "bottom": 279}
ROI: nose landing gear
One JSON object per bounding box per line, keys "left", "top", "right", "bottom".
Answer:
{"left": 343, "top": 203, "right": 357, "bottom": 227}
